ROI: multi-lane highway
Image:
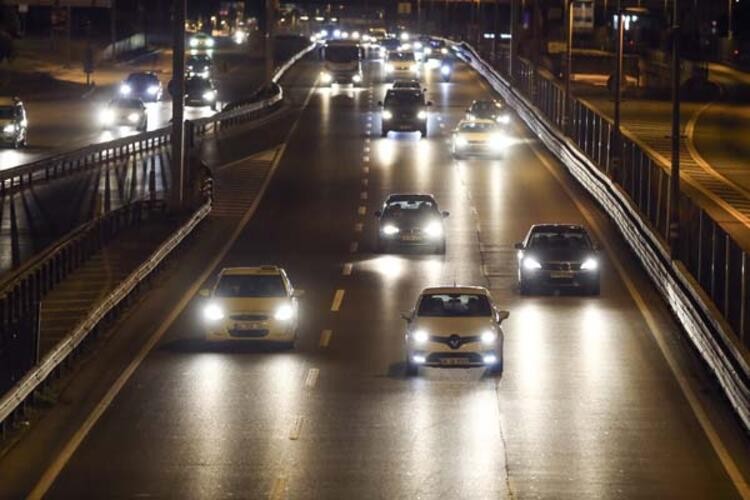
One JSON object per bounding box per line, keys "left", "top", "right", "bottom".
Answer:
{"left": 0, "top": 36, "right": 263, "bottom": 171}
{"left": 2, "top": 49, "right": 749, "bottom": 498}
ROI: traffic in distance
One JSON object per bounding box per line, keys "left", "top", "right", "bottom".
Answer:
{"left": 198, "top": 28, "right": 602, "bottom": 377}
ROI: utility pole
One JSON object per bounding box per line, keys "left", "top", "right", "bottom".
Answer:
{"left": 669, "top": 0, "right": 681, "bottom": 257}
{"left": 563, "top": 0, "right": 573, "bottom": 134}
{"left": 170, "top": 0, "right": 186, "bottom": 211}
{"left": 610, "top": 0, "right": 624, "bottom": 178}
{"left": 265, "top": 0, "right": 276, "bottom": 87}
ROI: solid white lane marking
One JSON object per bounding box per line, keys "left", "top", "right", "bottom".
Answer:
{"left": 289, "top": 416, "right": 304, "bottom": 440}
{"left": 358, "top": 206, "right": 367, "bottom": 215}
{"left": 331, "top": 289, "right": 345, "bottom": 311}
{"left": 28, "top": 78, "right": 322, "bottom": 500}
{"left": 354, "top": 222, "right": 363, "bottom": 232}
{"left": 472, "top": 206, "right": 479, "bottom": 215}
{"left": 349, "top": 241, "right": 359, "bottom": 253}
{"left": 360, "top": 191, "right": 368, "bottom": 200}
{"left": 304, "top": 368, "right": 319, "bottom": 388}
{"left": 363, "top": 156, "right": 370, "bottom": 162}
{"left": 529, "top": 141, "right": 750, "bottom": 498}
{"left": 269, "top": 476, "right": 287, "bottom": 500}
{"left": 342, "top": 263, "right": 354, "bottom": 275}
{"left": 319, "top": 329, "right": 332, "bottom": 347}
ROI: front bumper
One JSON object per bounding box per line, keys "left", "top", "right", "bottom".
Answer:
{"left": 521, "top": 269, "right": 599, "bottom": 289}
{"left": 383, "top": 118, "right": 424, "bottom": 132}
{"left": 322, "top": 72, "right": 362, "bottom": 84}
{"left": 0, "top": 132, "right": 19, "bottom": 144}
{"left": 380, "top": 231, "right": 442, "bottom": 247}
{"left": 205, "top": 318, "right": 296, "bottom": 342}
{"left": 453, "top": 141, "right": 506, "bottom": 157}
{"left": 407, "top": 343, "right": 500, "bottom": 367}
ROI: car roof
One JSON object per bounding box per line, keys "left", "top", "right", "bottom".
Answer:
{"left": 530, "top": 224, "right": 587, "bottom": 233}
{"left": 220, "top": 266, "right": 285, "bottom": 276}
{"left": 385, "top": 193, "right": 436, "bottom": 203}
{"left": 420, "top": 285, "right": 490, "bottom": 296}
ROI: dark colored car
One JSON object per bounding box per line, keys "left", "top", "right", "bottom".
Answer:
{"left": 466, "top": 99, "right": 509, "bottom": 124}
{"left": 186, "top": 54, "right": 213, "bottom": 79}
{"left": 119, "top": 72, "right": 162, "bottom": 102}
{"left": 375, "top": 193, "right": 449, "bottom": 253}
{"left": 378, "top": 89, "right": 432, "bottom": 137}
{"left": 392, "top": 79, "right": 423, "bottom": 91}
{"left": 185, "top": 77, "right": 218, "bottom": 110}
{"left": 99, "top": 98, "right": 148, "bottom": 131}
{"left": 515, "top": 224, "right": 601, "bottom": 295}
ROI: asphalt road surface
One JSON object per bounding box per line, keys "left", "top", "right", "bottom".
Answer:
{"left": 7, "top": 52, "right": 750, "bottom": 499}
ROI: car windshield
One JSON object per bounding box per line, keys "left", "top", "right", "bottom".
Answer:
{"left": 417, "top": 294, "right": 492, "bottom": 317}
{"left": 393, "top": 81, "right": 419, "bottom": 89}
{"left": 188, "top": 59, "right": 210, "bottom": 68}
{"left": 471, "top": 101, "right": 497, "bottom": 113}
{"left": 389, "top": 51, "right": 414, "bottom": 61}
{"left": 325, "top": 45, "right": 359, "bottom": 62}
{"left": 459, "top": 122, "right": 498, "bottom": 132}
{"left": 215, "top": 275, "right": 287, "bottom": 298}
{"left": 110, "top": 99, "right": 142, "bottom": 109}
{"left": 384, "top": 199, "right": 437, "bottom": 216}
{"left": 385, "top": 92, "right": 423, "bottom": 106}
{"left": 186, "top": 79, "right": 211, "bottom": 91}
{"left": 528, "top": 230, "right": 591, "bottom": 250}
{"left": 0, "top": 106, "right": 14, "bottom": 119}
{"left": 126, "top": 74, "right": 157, "bottom": 86}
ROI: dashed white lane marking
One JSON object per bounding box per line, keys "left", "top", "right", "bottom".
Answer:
{"left": 363, "top": 166, "right": 370, "bottom": 174}
{"left": 358, "top": 206, "right": 367, "bottom": 215}
{"left": 360, "top": 191, "right": 368, "bottom": 200}
{"left": 364, "top": 146, "right": 371, "bottom": 153}
{"left": 349, "top": 241, "right": 359, "bottom": 253}
{"left": 319, "top": 329, "right": 333, "bottom": 347}
{"left": 331, "top": 289, "right": 345, "bottom": 311}
{"left": 304, "top": 368, "right": 320, "bottom": 388}
{"left": 365, "top": 138, "right": 371, "bottom": 144}
{"left": 472, "top": 206, "right": 478, "bottom": 215}
{"left": 269, "top": 476, "right": 287, "bottom": 500}
{"left": 363, "top": 155, "right": 370, "bottom": 162}
{"left": 289, "top": 416, "right": 304, "bottom": 440}
{"left": 354, "top": 222, "right": 363, "bottom": 232}
{"left": 343, "top": 263, "right": 353, "bottom": 275}
{"left": 362, "top": 178, "right": 369, "bottom": 186}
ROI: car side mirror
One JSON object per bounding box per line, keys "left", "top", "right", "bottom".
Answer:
{"left": 377, "top": 100, "right": 383, "bottom": 106}
{"left": 427, "top": 101, "right": 433, "bottom": 106}
{"left": 199, "top": 289, "right": 210, "bottom": 298}
{"left": 497, "top": 310, "right": 510, "bottom": 323}
{"left": 292, "top": 290, "right": 305, "bottom": 298}
{"left": 514, "top": 242, "right": 524, "bottom": 250}
{"left": 374, "top": 210, "right": 382, "bottom": 217}
{"left": 400, "top": 312, "right": 412, "bottom": 322}
{"left": 423, "top": 88, "right": 428, "bottom": 92}
{"left": 442, "top": 211, "right": 450, "bottom": 218}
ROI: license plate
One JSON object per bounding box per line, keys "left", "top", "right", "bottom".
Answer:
{"left": 235, "top": 321, "right": 260, "bottom": 330}
{"left": 440, "top": 358, "right": 467, "bottom": 366}
{"left": 550, "top": 271, "right": 574, "bottom": 279}
{"left": 401, "top": 235, "right": 422, "bottom": 241}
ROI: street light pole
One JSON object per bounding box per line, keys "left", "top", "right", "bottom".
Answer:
{"left": 611, "top": 0, "right": 624, "bottom": 178}
{"left": 564, "top": 0, "right": 573, "bottom": 134}
{"left": 669, "top": 0, "right": 681, "bottom": 257}
{"left": 170, "top": 0, "right": 186, "bottom": 211}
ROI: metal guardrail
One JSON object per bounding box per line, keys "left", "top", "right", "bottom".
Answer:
{"left": 0, "top": 201, "right": 210, "bottom": 429}
{"left": 451, "top": 40, "right": 750, "bottom": 431}
{"left": 0, "top": 41, "right": 316, "bottom": 431}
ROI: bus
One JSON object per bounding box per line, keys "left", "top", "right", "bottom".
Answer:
{"left": 321, "top": 40, "right": 363, "bottom": 86}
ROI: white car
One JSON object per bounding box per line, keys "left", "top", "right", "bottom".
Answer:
{"left": 402, "top": 286, "right": 509, "bottom": 375}
{"left": 200, "top": 266, "right": 303, "bottom": 347}
{"left": 452, "top": 119, "right": 510, "bottom": 158}
{"left": 189, "top": 33, "right": 215, "bottom": 49}
{"left": 385, "top": 50, "right": 419, "bottom": 80}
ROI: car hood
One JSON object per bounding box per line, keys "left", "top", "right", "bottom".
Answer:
{"left": 456, "top": 131, "right": 493, "bottom": 141}
{"left": 212, "top": 296, "right": 288, "bottom": 314}
{"left": 411, "top": 316, "right": 496, "bottom": 337}
{"left": 525, "top": 247, "right": 591, "bottom": 262}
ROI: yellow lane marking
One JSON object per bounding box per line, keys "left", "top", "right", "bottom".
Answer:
{"left": 360, "top": 191, "right": 368, "bottom": 200}
{"left": 529, "top": 141, "right": 750, "bottom": 499}
{"left": 304, "top": 368, "right": 319, "bottom": 388}
{"left": 269, "top": 476, "right": 287, "bottom": 500}
{"left": 320, "top": 329, "right": 333, "bottom": 347}
{"left": 331, "top": 289, "right": 345, "bottom": 312}
{"left": 354, "top": 223, "right": 363, "bottom": 232}
{"left": 349, "top": 241, "right": 359, "bottom": 253}
{"left": 358, "top": 206, "right": 367, "bottom": 215}
{"left": 28, "top": 78, "right": 321, "bottom": 500}
{"left": 343, "top": 263, "right": 353, "bottom": 275}
{"left": 289, "top": 416, "right": 304, "bottom": 440}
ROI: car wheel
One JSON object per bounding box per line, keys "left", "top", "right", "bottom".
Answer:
{"left": 487, "top": 358, "right": 503, "bottom": 376}
{"left": 435, "top": 240, "right": 446, "bottom": 254}
{"left": 420, "top": 127, "right": 427, "bottom": 138}
{"left": 588, "top": 282, "right": 601, "bottom": 296}
{"left": 405, "top": 357, "right": 419, "bottom": 376}
{"left": 381, "top": 128, "right": 389, "bottom": 138}
{"left": 519, "top": 281, "right": 532, "bottom": 296}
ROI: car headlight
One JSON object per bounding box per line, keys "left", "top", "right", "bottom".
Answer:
{"left": 441, "top": 47, "right": 449, "bottom": 55}
{"left": 497, "top": 114, "right": 511, "bottom": 124}
{"left": 466, "top": 113, "right": 475, "bottom": 121}
{"left": 127, "top": 112, "right": 140, "bottom": 123}
{"left": 410, "top": 64, "right": 419, "bottom": 73}
{"left": 385, "top": 63, "right": 394, "bottom": 73}
{"left": 382, "top": 110, "right": 393, "bottom": 120}
{"left": 424, "top": 47, "right": 432, "bottom": 56}
{"left": 455, "top": 136, "right": 468, "bottom": 147}
{"left": 321, "top": 72, "right": 333, "bottom": 83}
{"left": 352, "top": 74, "right": 362, "bottom": 83}
{"left": 99, "top": 109, "right": 115, "bottom": 125}
{"left": 382, "top": 224, "right": 399, "bottom": 235}
{"left": 203, "top": 91, "right": 216, "bottom": 101}
{"left": 412, "top": 329, "right": 429, "bottom": 344}
{"left": 189, "top": 38, "right": 199, "bottom": 48}
{"left": 352, "top": 31, "right": 360, "bottom": 39}
{"left": 203, "top": 302, "right": 224, "bottom": 322}
{"left": 119, "top": 84, "right": 131, "bottom": 95}
{"left": 440, "top": 64, "right": 451, "bottom": 76}
{"left": 523, "top": 256, "right": 542, "bottom": 270}
{"left": 3, "top": 124, "right": 15, "bottom": 134}
{"left": 147, "top": 85, "right": 159, "bottom": 95}
{"left": 414, "top": 41, "right": 423, "bottom": 49}
{"left": 424, "top": 221, "right": 443, "bottom": 238}
{"left": 274, "top": 304, "right": 294, "bottom": 321}
{"left": 581, "top": 257, "right": 598, "bottom": 271}
{"left": 417, "top": 110, "right": 427, "bottom": 120}
{"left": 206, "top": 38, "right": 215, "bottom": 47}
{"left": 200, "top": 70, "right": 209, "bottom": 78}
{"left": 480, "top": 330, "right": 497, "bottom": 345}
{"left": 490, "top": 133, "right": 508, "bottom": 149}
